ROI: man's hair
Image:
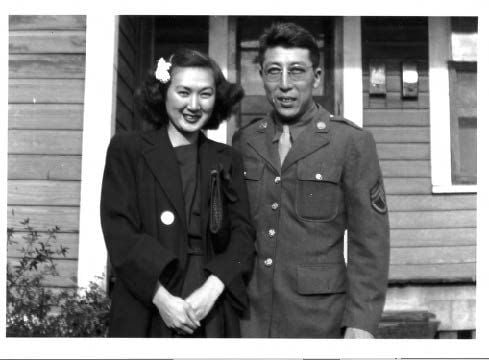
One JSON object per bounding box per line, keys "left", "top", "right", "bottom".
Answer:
{"left": 255, "top": 22, "right": 320, "bottom": 68}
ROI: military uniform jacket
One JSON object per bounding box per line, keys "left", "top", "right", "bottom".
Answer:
{"left": 100, "top": 129, "right": 255, "bottom": 337}
{"left": 233, "top": 105, "right": 390, "bottom": 338}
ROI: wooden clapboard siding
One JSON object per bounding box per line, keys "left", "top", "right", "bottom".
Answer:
{"left": 362, "top": 17, "right": 476, "bottom": 285}
{"left": 386, "top": 194, "right": 476, "bottom": 211}
{"left": 8, "top": 16, "right": 87, "bottom": 291}
{"left": 8, "top": 180, "right": 81, "bottom": 206}
{"left": 8, "top": 130, "right": 83, "bottom": 155}
{"left": 390, "top": 228, "right": 476, "bottom": 248}
{"left": 390, "top": 246, "right": 475, "bottom": 265}
{"left": 389, "top": 263, "right": 475, "bottom": 282}
{"left": 9, "top": 79, "right": 85, "bottom": 104}
{"left": 381, "top": 160, "right": 430, "bottom": 177}
{"left": 9, "top": 31, "right": 86, "bottom": 54}
{"left": 377, "top": 143, "right": 430, "bottom": 160}
{"left": 8, "top": 155, "right": 82, "bottom": 180}
{"left": 389, "top": 210, "right": 476, "bottom": 229}
{"left": 8, "top": 232, "right": 79, "bottom": 260}
{"left": 369, "top": 127, "right": 429, "bottom": 143}
{"left": 8, "top": 206, "right": 80, "bottom": 232}
{"left": 8, "top": 258, "right": 78, "bottom": 288}
{"left": 384, "top": 178, "right": 432, "bottom": 195}
{"left": 9, "top": 15, "right": 86, "bottom": 30}
{"left": 364, "top": 109, "right": 429, "bottom": 127}
{"left": 8, "top": 104, "right": 84, "bottom": 130}
{"left": 9, "top": 54, "right": 86, "bottom": 79}
{"left": 364, "top": 92, "right": 430, "bottom": 109}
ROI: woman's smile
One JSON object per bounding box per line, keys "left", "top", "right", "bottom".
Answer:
{"left": 165, "top": 66, "right": 216, "bottom": 143}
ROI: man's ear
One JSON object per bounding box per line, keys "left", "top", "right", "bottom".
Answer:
{"left": 313, "top": 67, "right": 322, "bottom": 89}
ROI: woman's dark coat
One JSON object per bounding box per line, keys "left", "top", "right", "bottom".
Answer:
{"left": 100, "top": 128, "right": 256, "bottom": 337}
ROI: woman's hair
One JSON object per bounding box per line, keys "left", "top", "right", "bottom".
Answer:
{"left": 255, "top": 22, "right": 320, "bottom": 69}
{"left": 135, "top": 48, "right": 244, "bottom": 130}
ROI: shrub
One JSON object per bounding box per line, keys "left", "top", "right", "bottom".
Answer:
{"left": 6, "top": 219, "right": 111, "bottom": 337}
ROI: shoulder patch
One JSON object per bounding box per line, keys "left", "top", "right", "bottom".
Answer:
{"left": 370, "top": 179, "right": 387, "bottom": 214}
{"left": 330, "top": 116, "right": 362, "bottom": 130}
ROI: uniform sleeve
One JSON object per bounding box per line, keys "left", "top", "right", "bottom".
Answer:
{"left": 204, "top": 148, "right": 256, "bottom": 313}
{"left": 100, "top": 134, "right": 179, "bottom": 306}
{"left": 341, "top": 130, "right": 390, "bottom": 336}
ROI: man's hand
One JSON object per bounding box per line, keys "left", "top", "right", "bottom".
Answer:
{"left": 344, "top": 327, "right": 374, "bottom": 339}
{"left": 185, "top": 275, "right": 225, "bottom": 321}
{"left": 152, "top": 283, "right": 200, "bottom": 335}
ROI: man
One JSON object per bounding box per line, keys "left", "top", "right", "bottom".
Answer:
{"left": 233, "top": 22, "right": 390, "bottom": 338}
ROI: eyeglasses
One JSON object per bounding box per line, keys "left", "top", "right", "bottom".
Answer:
{"left": 262, "top": 65, "right": 313, "bottom": 82}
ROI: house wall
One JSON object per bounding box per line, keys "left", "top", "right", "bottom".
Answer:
{"left": 361, "top": 17, "right": 476, "bottom": 333}
{"left": 7, "top": 15, "right": 86, "bottom": 289}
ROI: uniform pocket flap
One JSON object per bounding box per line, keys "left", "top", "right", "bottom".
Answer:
{"left": 243, "top": 161, "right": 264, "bottom": 180}
{"left": 296, "top": 263, "right": 346, "bottom": 295}
{"left": 297, "top": 163, "right": 340, "bottom": 183}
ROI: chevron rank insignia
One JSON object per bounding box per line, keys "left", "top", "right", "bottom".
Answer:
{"left": 370, "top": 179, "right": 387, "bottom": 214}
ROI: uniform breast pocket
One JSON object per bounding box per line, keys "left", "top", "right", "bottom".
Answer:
{"left": 295, "top": 162, "right": 341, "bottom": 222}
{"left": 243, "top": 159, "right": 264, "bottom": 214}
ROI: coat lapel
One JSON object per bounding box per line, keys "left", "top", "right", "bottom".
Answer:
{"left": 246, "top": 116, "right": 281, "bottom": 174}
{"left": 141, "top": 128, "right": 186, "bottom": 227}
{"left": 281, "top": 107, "right": 332, "bottom": 172}
{"left": 198, "top": 134, "right": 212, "bottom": 249}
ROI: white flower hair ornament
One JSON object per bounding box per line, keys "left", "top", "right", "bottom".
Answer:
{"left": 155, "top": 57, "right": 172, "bottom": 84}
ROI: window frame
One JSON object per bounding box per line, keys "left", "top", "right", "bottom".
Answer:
{"left": 428, "top": 17, "right": 477, "bottom": 194}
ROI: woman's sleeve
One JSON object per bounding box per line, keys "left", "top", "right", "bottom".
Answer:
{"left": 204, "top": 149, "right": 256, "bottom": 313}
{"left": 100, "top": 134, "right": 179, "bottom": 306}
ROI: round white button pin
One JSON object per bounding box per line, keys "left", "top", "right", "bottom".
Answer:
{"left": 160, "top": 211, "right": 175, "bottom": 225}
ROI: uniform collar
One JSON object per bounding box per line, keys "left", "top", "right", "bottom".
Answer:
{"left": 272, "top": 103, "right": 320, "bottom": 143}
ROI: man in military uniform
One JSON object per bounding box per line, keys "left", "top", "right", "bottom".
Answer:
{"left": 233, "top": 22, "right": 390, "bottom": 338}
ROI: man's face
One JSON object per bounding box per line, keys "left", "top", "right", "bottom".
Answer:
{"left": 261, "top": 46, "right": 321, "bottom": 122}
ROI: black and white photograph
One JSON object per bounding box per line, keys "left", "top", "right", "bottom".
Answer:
{"left": 1, "top": 0, "right": 488, "bottom": 358}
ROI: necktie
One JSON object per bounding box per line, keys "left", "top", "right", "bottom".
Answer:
{"left": 279, "top": 124, "right": 292, "bottom": 165}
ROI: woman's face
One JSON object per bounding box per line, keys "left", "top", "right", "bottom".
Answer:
{"left": 165, "top": 66, "right": 216, "bottom": 134}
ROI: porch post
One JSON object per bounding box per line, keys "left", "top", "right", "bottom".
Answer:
{"left": 428, "top": 17, "right": 452, "bottom": 191}
{"left": 207, "top": 16, "right": 237, "bottom": 145}
{"left": 341, "top": 16, "right": 363, "bottom": 126}
{"left": 77, "top": 15, "right": 118, "bottom": 290}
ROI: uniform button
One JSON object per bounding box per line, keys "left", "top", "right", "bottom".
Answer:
{"left": 274, "top": 176, "right": 281, "bottom": 184}
{"left": 268, "top": 228, "right": 276, "bottom": 237}
{"left": 271, "top": 202, "right": 279, "bottom": 210}
{"left": 243, "top": 170, "right": 247, "bottom": 176}
{"left": 315, "top": 173, "right": 323, "bottom": 180}
{"left": 264, "top": 258, "right": 273, "bottom": 267}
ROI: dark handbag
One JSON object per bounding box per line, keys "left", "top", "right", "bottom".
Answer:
{"left": 209, "top": 165, "right": 238, "bottom": 234}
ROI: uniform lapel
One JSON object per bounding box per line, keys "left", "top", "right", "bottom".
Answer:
{"left": 141, "top": 128, "right": 186, "bottom": 227}
{"left": 281, "top": 106, "right": 332, "bottom": 172}
{"left": 246, "top": 116, "right": 281, "bottom": 174}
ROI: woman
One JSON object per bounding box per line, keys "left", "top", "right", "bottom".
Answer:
{"left": 100, "top": 49, "right": 255, "bottom": 337}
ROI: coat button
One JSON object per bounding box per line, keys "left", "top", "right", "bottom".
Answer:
{"left": 315, "top": 173, "right": 323, "bottom": 180}
{"left": 271, "top": 202, "right": 279, "bottom": 210}
{"left": 274, "top": 176, "right": 281, "bottom": 184}
{"left": 268, "top": 228, "right": 276, "bottom": 237}
{"left": 316, "top": 121, "right": 326, "bottom": 130}
{"left": 264, "top": 258, "right": 273, "bottom": 267}
{"left": 160, "top": 211, "right": 175, "bottom": 225}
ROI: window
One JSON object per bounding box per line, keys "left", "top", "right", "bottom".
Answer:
{"left": 449, "top": 18, "right": 477, "bottom": 185}
{"left": 428, "top": 17, "right": 477, "bottom": 193}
